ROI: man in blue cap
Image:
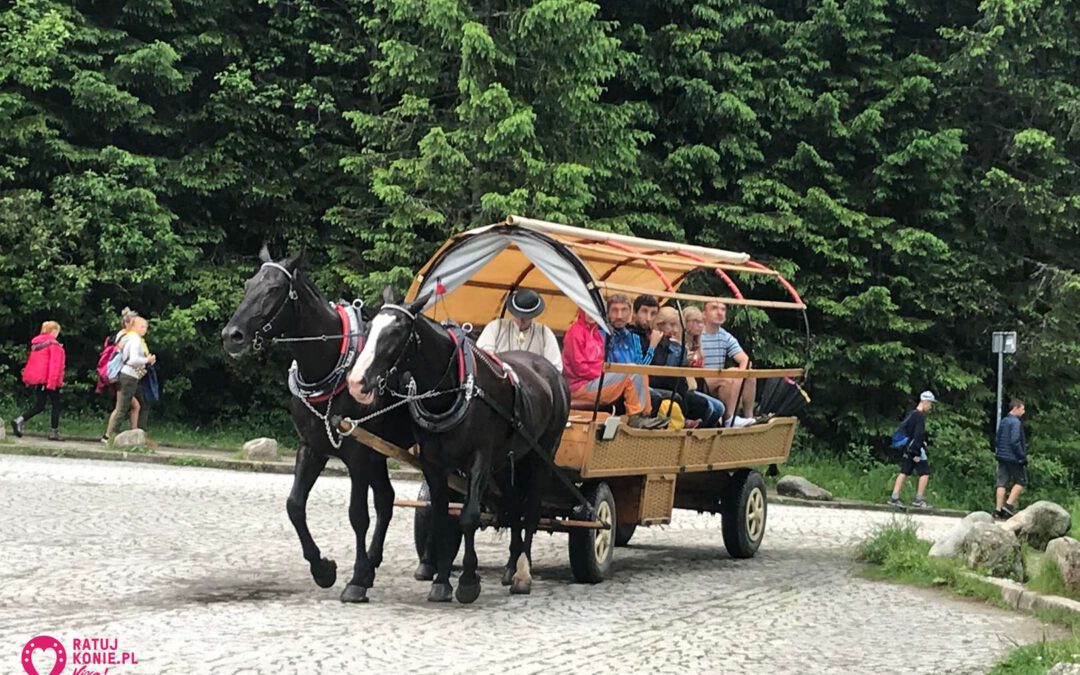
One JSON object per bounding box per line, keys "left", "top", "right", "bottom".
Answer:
{"left": 888, "top": 390, "right": 936, "bottom": 508}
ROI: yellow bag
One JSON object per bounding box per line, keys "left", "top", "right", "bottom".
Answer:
{"left": 656, "top": 399, "right": 685, "bottom": 431}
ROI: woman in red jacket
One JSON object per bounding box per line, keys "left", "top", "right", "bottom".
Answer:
{"left": 12, "top": 321, "right": 66, "bottom": 440}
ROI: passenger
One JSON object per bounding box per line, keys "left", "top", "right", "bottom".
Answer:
{"left": 476, "top": 289, "right": 562, "bottom": 371}
{"left": 562, "top": 309, "right": 663, "bottom": 429}
{"left": 681, "top": 305, "right": 705, "bottom": 368}
{"left": 650, "top": 307, "right": 725, "bottom": 428}
{"left": 701, "top": 300, "right": 756, "bottom": 427}
{"left": 629, "top": 294, "right": 660, "bottom": 357}
{"left": 607, "top": 294, "right": 661, "bottom": 365}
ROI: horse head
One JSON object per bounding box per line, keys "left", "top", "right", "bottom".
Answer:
{"left": 222, "top": 245, "right": 304, "bottom": 358}
{"left": 346, "top": 286, "right": 429, "bottom": 405}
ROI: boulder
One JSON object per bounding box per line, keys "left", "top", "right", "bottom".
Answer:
{"left": 1002, "top": 500, "right": 1072, "bottom": 550}
{"left": 112, "top": 429, "right": 148, "bottom": 447}
{"left": 1046, "top": 536, "right": 1080, "bottom": 593}
{"left": 959, "top": 522, "right": 1025, "bottom": 580}
{"left": 929, "top": 511, "right": 994, "bottom": 558}
{"left": 776, "top": 475, "right": 833, "bottom": 501}
{"left": 243, "top": 437, "right": 279, "bottom": 461}
{"left": 1048, "top": 663, "right": 1080, "bottom": 675}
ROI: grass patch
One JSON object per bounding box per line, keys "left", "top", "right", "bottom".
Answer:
{"left": 14, "top": 411, "right": 272, "bottom": 451}
{"left": 775, "top": 455, "right": 971, "bottom": 510}
{"left": 859, "top": 521, "right": 1080, "bottom": 674}
{"left": 1070, "top": 499, "right": 1080, "bottom": 541}
{"left": 168, "top": 456, "right": 212, "bottom": 468}
{"left": 1026, "top": 551, "right": 1080, "bottom": 603}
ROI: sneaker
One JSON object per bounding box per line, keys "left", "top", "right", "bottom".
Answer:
{"left": 11, "top": 418, "right": 23, "bottom": 438}
{"left": 888, "top": 496, "right": 903, "bottom": 507}
{"left": 1001, "top": 503, "right": 1017, "bottom": 519}
{"left": 992, "top": 509, "right": 1006, "bottom": 521}
{"left": 100, "top": 436, "right": 109, "bottom": 445}
{"left": 683, "top": 419, "right": 702, "bottom": 430}
{"left": 47, "top": 429, "right": 63, "bottom": 441}
{"left": 912, "top": 499, "right": 931, "bottom": 509}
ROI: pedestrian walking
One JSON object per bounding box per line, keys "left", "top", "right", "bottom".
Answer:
{"left": 888, "top": 391, "right": 936, "bottom": 508}
{"left": 993, "top": 399, "right": 1028, "bottom": 520}
{"left": 103, "top": 315, "right": 156, "bottom": 441}
{"left": 99, "top": 308, "right": 143, "bottom": 443}
{"left": 11, "top": 321, "right": 66, "bottom": 440}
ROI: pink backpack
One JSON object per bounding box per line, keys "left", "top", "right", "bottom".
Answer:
{"left": 95, "top": 337, "right": 119, "bottom": 392}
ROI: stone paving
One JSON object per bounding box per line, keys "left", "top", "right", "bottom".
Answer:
{"left": 0, "top": 455, "right": 1061, "bottom": 674}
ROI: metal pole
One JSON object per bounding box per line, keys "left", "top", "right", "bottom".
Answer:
{"left": 995, "top": 350, "right": 1004, "bottom": 433}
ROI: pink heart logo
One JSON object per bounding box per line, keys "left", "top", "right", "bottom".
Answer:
{"left": 22, "top": 636, "right": 67, "bottom": 675}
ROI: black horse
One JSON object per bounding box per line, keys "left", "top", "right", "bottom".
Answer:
{"left": 346, "top": 289, "right": 570, "bottom": 603}
{"left": 222, "top": 248, "right": 411, "bottom": 603}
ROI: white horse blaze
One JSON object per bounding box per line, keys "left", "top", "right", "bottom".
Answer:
{"left": 348, "top": 313, "right": 396, "bottom": 395}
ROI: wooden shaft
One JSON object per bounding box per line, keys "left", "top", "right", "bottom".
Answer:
{"left": 597, "top": 281, "right": 807, "bottom": 310}
{"left": 338, "top": 422, "right": 469, "bottom": 494}
{"left": 394, "top": 500, "right": 608, "bottom": 530}
{"left": 603, "top": 363, "right": 804, "bottom": 380}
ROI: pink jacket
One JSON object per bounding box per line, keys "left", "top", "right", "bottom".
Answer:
{"left": 21, "top": 333, "right": 66, "bottom": 390}
{"left": 562, "top": 311, "right": 605, "bottom": 391}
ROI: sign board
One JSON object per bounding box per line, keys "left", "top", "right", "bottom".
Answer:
{"left": 992, "top": 331, "right": 1017, "bottom": 354}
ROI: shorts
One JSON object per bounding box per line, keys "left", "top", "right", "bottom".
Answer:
{"left": 899, "top": 454, "right": 931, "bottom": 477}
{"left": 996, "top": 461, "right": 1028, "bottom": 488}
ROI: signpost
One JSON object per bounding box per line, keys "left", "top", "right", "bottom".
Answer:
{"left": 991, "top": 331, "right": 1018, "bottom": 433}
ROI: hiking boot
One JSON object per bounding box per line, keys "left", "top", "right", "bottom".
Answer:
{"left": 47, "top": 429, "right": 63, "bottom": 441}
{"left": 911, "top": 498, "right": 931, "bottom": 509}
{"left": 11, "top": 417, "right": 24, "bottom": 438}
{"left": 887, "top": 496, "right": 903, "bottom": 507}
{"left": 627, "top": 414, "right": 669, "bottom": 430}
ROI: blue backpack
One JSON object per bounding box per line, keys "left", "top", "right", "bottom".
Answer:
{"left": 890, "top": 412, "right": 912, "bottom": 449}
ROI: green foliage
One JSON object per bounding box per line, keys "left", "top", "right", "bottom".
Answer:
{"left": 0, "top": 0, "right": 1077, "bottom": 506}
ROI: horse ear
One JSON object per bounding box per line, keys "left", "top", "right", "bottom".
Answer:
{"left": 407, "top": 292, "right": 432, "bottom": 316}
{"left": 284, "top": 246, "right": 305, "bottom": 270}
{"left": 258, "top": 244, "right": 272, "bottom": 263}
{"left": 381, "top": 284, "right": 399, "bottom": 306}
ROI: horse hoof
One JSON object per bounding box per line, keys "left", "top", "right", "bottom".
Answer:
{"left": 340, "top": 584, "right": 369, "bottom": 604}
{"left": 456, "top": 579, "right": 481, "bottom": 604}
{"left": 510, "top": 578, "right": 532, "bottom": 595}
{"left": 428, "top": 582, "right": 453, "bottom": 603}
{"left": 501, "top": 566, "right": 514, "bottom": 586}
{"left": 311, "top": 558, "right": 337, "bottom": 588}
{"left": 414, "top": 562, "right": 436, "bottom": 581}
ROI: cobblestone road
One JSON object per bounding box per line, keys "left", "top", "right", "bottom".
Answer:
{"left": 0, "top": 455, "right": 1059, "bottom": 674}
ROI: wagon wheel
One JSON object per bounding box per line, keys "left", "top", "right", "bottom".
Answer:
{"left": 413, "top": 479, "right": 464, "bottom": 565}
{"left": 568, "top": 481, "right": 616, "bottom": 583}
{"left": 614, "top": 523, "right": 637, "bottom": 547}
{"left": 721, "top": 469, "right": 767, "bottom": 559}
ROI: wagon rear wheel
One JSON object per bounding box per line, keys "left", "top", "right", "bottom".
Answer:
{"left": 568, "top": 481, "right": 615, "bottom": 583}
{"left": 721, "top": 470, "right": 767, "bottom": 559}
{"left": 413, "top": 479, "right": 463, "bottom": 564}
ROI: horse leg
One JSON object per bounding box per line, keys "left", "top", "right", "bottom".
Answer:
{"left": 423, "top": 464, "right": 454, "bottom": 602}
{"left": 496, "top": 470, "right": 523, "bottom": 587}
{"left": 512, "top": 457, "right": 544, "bottom": 595}
{"left": 455, "top": 452, "right": 489, "bottom": 604}
{"left": 339, "top": 452, "right": 374, "bottom": 603}
{"left": 366, "top": 452, "right": 394, "bottom": 570}
{"left": 285, "top": 445, "right": 336, "bottom": 588}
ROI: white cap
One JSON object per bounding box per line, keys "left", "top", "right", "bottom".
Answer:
{"left": 920, "top": 391, "right": 936, "bottom": 403}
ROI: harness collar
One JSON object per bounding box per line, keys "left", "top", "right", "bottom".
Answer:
{"left": 288, "top": 303, "right": 364, "bottom": 403}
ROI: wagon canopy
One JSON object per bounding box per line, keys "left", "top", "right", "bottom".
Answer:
{"left": 405, "top": 215, "right": 803, "bottom": 334}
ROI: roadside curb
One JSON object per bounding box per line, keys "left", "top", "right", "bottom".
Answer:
{"left": 1, "top": 442, "right": 966, "bottom": 516}
{"left": 962, "top": 572, "right": 1080, "bottom": 621}
{"left": 769, "top": 493, "right": 967, "bottom": 519}
{"left": 0, "top": 443, "right": 421, "bottom": 482}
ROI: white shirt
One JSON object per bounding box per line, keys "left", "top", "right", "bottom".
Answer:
{"left": 476, "top": 318, "right": 562, "bottom": 372}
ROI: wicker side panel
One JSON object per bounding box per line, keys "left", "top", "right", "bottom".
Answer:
{"left": 704, "top": 420, "right": 796, "bottom": 469}
{"left": 586, "top": 430, "right": 683, "bottom": 474}
{"left": 641, "top": 474, "right": 676, "bottom": 524}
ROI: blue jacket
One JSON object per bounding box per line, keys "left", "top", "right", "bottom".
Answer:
{"left": 607, "top": 327, "right": 654, "bottom": 365}
{"left": 995, "top": 415, "right": 1028, "bottom": 464}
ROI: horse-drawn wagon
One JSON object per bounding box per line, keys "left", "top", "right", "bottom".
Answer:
{"left": 339, "top": 215, "right": 808, "bottom": 584}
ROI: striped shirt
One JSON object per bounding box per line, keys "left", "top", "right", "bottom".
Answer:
{"left": 700, "top": 328, "right": 742, "bottom": 369}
